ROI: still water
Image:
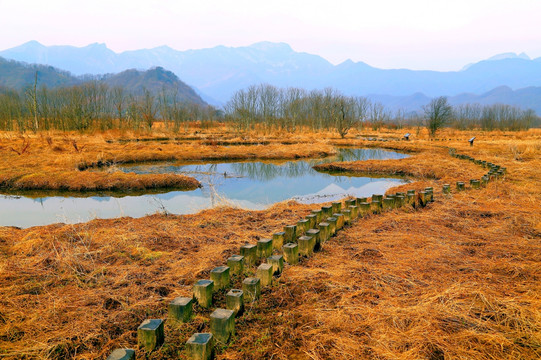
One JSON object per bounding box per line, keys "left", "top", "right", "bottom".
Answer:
{"left": 0, "top": 148, "right": 409, "bottom": 228}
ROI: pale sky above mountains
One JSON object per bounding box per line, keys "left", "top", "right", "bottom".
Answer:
{"left": 1, "top": 0, "right": 540, "bottom": 70}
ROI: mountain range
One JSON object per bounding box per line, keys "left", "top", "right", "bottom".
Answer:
{"left": 1, "top": 41, "right": 541, "bottom": 114}
{"left": 0, "top": 57, "right": 206, "bottom": 105}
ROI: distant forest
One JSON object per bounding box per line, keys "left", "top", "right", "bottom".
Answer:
{"left": 224, "top": 85, "right": 540, "bottom": 136}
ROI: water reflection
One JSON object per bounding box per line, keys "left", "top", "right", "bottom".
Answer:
{"left": 0, "top": 148, "right": 409, "bottom": 228}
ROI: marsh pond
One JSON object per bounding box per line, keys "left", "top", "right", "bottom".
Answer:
{"left": 0, "top": 148, "right": 409, "bottom": 227}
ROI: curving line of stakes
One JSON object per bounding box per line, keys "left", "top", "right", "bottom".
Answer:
{"left": 107, "top": 147, "right": 507, "bottom": 360}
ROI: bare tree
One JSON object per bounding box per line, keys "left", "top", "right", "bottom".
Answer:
{"left": 423, "top": 96, "right": 452, "bottom": 136}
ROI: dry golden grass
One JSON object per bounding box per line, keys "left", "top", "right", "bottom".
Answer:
{"left": 0, "top": 127, "right": 336, "bottom": 193}
{"left": 0, "top": 126, "right": 540, "bottom": 359}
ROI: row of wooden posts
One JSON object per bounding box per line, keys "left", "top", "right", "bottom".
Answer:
{"left": 107, "top": 148, "right": 505, "bottom": 360}
{"left": 447, "top": 148, "right": 506, "bottom": 192}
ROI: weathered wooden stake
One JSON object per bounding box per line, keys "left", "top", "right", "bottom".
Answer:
{"left": 305, "top": 214, "right": 317, "bottom": 229}
{"left": 257, "top": 238, "right": 273, "bottom": 258}
{"left": 267, "top": 254, "right": 284, "bottom": 274}
{"left": 282, "top": 243, "right": 299, "bottom": 264}
{"left": 297, "top": 219, "right": 309, "bottom": 236}
{"left": 210, "top": 309, "right": 235, "bottom": 344}
{"left": 107, "top": 349, "right": 135, "bottom": 360}
{"left": 326, "top": 217, "right": 337, "bottom": 236}
{"left": 306, "top": 229, "right": 321, "bottom": 251}
{"left": 272, "top": 232, "right": 285, "bottom": 250}
{"left": 298, "top": 235, "right": 315, "bottom": 257}
{"left": 226, "top": 289, "right": 244, "bottom": 316}
{"left": 359, "top": 202, "right": 371, "bottom": 216}
{"left": 333, "top": 213, "right": 345, "bottom": 230}
{"left": 137, "top": 319, "right": 164, "bottom": 351}
{"left": 349, "top": 205, "right": 358, "bottom": 219}
{"left": 311, "top": 209, "right": 323, "bottom": 223}
{"left": 321, "top": 205, "right": 333, "bottom": 218}
{"left": 318, "top": 222, "right": 330, "bottom": 243}
{"left": 193, "top": 280, "right": 214, "bottom": 308}
{"left": 342, "top": 209, "right": 352, "bottom": 224}
{"left": 256, "top": 263, "right": 274, "bottom": 286}
{"left": 168, "top": 297, "right": 193, "bottom": 324}
{"left": 284, "top": 225, "right": 297, "bottom": 243}
{"left": 210, "top": 266, "right": 230, "bottom": 290}
{"left": 382, "top": 197, "right": 395, "bottom": 211}
{"left": 240, "top": 244, "right": 257, "bottom": 266}
{"left": 186, "top": 333, "right": 214, "bottom": 360}
{"left": 242, "top": 277, "right": 261, "bottom": 301}
{"left": 227, "top": 255, "right": 244, "bottom": 275}
{"left": 418, "top": 191, "right": 428, "bottom": 207}
{"left": 356, "top": 197, "right": 368, "bottom": 206}
{"left": 370, "top": 200, "right": 381, "bottom": 214}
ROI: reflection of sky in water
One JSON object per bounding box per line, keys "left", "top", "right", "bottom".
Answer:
{"left": 0, "top": 148, "right": 409, "bottom": 228}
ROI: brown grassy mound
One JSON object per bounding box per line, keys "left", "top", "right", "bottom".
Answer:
{"left": 0, "top": 129, "right": 336, "bottom": 192}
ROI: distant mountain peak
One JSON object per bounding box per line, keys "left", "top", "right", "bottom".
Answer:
{"left": 248, "top": 41, "right": 293, "bottom": 52}
{"left": 487, "top": 52, "right": 531, "bottom": 61}
{"left": 86, "top": 42, "right": 108, "bottom": 49}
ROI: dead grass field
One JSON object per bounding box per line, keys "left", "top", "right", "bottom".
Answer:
{"left": 0, "top": 126, "right": 540, "bottom": 359}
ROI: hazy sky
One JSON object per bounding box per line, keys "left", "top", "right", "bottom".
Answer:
{"left": 1, "top": 0, "right": 540, "bottom": 70}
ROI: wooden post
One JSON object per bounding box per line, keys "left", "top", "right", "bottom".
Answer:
{"left": 210, "top": 309, "right": 235, "bottom": 344}
{"left": 256, "top": 263, "right": 274, "bottom": 286}
{"left": 284, "top": 225, "right": 297, "bottom": 243}
{"left": 282, "top": 243, "right": 299, "bottom": 264}
{"left": 318, "top": 222, "right": 330, "bottom": 243}
{"left": 306, "top": 229, "right": 321, "bottom": 251}
{"left": 240, "top": 244, "right": 257, "bottom": 266}
{"left": 348, "top": 205, "right": 358, "bottom": 219}
{"left": 382, "top": 197, "right": 394, "bottom": 211}
{"left": 168, "top": 297, "right": 193, "bottom": 324}
{"left": 107, "top": 349, "right": 135, "bottom": 360}
{"left": 370, "top": 200, "right": 381, "bottom": 214}
{"left": 297, "top": 219, "right": 309, "bottom": 236}
{"left": 227, "top": 255, "right": 244, "bottom": 275}
{"left": 272, "top": 232, "right": 285, "bottom": 250}
{"left": 257, "top": 238, "right": 273, "bottom": 259}
{"left": 418, "top": 191, "right": 428, "bottom": 207}
{"left": 331, "top": 202, "right": 342, "bottom": 213}
{"left": 193, "top": 280, "right": 214, "bottom": 308}
{"left": 298, "top": 235, "right": 315, "bottom": 257}
{"left": 242, "top": 277, "right": 261, "bottom": 301}
{"left": 226, "top": 289, "right": 244, "bottom": 316}
{"left": 395, "top": 195, "right": 405, "bottom": 207}
{"left": 311, "top": 209, "right": 323, "bottom": 223}
{"left": 305, "top": 214, "right": 317, "bottom": 229}
{"left": 359, "top": 202, "right": 371, "bottom": 216}
{"left": 326, "top": 217, "right": 337, "bottom": 236}
{"left": 137, "top": 319, "right": 164, "bottom": 351}
{"left": 333, "top": 213, "right": 345, "bottom": 230}
{"left": 186, "top": 333, "right": 214, "bottom": 360}
{"left": 210, "top": 266, "right": 230, "bottom": 290}
{"left": 321, "top": 205, "right": 333, "bottom": 218}
{"left": 267, "top": 254, "right": 284, "bottom": 274}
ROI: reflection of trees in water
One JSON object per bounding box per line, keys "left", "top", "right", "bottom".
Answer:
{"left": 122, "top": 148, "right": 408, "bottom": 182}
{"left": 230, "top": 161, "right": 316, "bottom": 181}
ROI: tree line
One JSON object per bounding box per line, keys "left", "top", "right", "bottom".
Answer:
{"left": 0, "top": 80, "right": 538, "bottom": 133}
{"left": 224, "top": 84, "right": 539, "bottom": 135}
{"left": 0, "top": 79, "right": 219, "bottom": 132}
